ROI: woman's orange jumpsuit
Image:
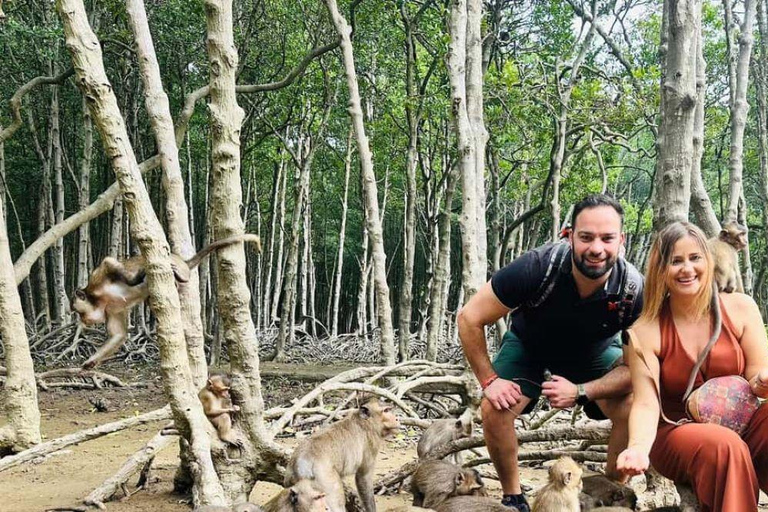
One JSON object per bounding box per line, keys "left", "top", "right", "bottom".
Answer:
{"left": 649, "top": 300, "right": 768, "bottom": 512}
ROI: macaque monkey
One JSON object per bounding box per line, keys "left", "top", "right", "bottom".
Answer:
{"left": 410, "top": 460, "right": 487, "bottom": 508}
{"left": 580, "top": 474, "right": 636, "bottom": 509}
{"left": 531, "top": 457, "right": 583, "bottom": 512}
{"left": 416, "top": 409, "right": 472, "bottom": 464}
{"left": 262, "top": 480, "right": 328, "bottom": 512}
{"left": 434, "top": 496, "right": 511, "bottom": 512}
{"left": 71, "top": 234, "right": 260, "bottom": 369}
{"left": 195, "top": 505, "right": 263, "bottom": 512}
{"left": 707, "top": 221, "right": 747, "bottom": 293}
{"left": 285, "top": 398, "right": 401, "bottom": 512}
{"left": 384, "top": 508, "right": 434, "bottom": 512}
{"left": 199, "top": 373, "right": 244, "bottom": 449}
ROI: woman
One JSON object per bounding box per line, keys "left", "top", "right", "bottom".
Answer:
{"left": 617, "top": 221, "right": 768, "bottom": 511}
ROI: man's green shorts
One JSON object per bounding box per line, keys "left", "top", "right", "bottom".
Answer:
{"left": 492, "top": 330, "right": 624, "bottom": 420}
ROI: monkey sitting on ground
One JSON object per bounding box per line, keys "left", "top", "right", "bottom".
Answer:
{"left": 285, "top": 397, "right": 401, "bottom": 512}
{"left": 707, "top": 221, "right": 747, "bottom": 293}
{"left": 262, "top": 480, "right": 329, "bottom": 512}
{"left": 531, "top": 456, "right": 583, "bottom": 512}
{"left": 416, "top": 409, "right": 472, "bottom": 465}
{"left": 410, "top": 460, "right": 486, "bottom": 508}
{"left": 199, "top": 373, "right": 244, "bottom": 449}
{"left": 71, "top": 233, "right": 260, "bottom": 369}
{"left": 435, "top": 496, "right": 513, "bottom": 511}
{"left": 580, "top": 474, "right": 637, "bottom": 509}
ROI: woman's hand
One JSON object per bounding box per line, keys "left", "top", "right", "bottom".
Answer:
{"left": 616, "top": 446, "right": 650, "bottom": 476}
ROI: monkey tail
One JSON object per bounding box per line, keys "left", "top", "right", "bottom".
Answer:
{"left": 185, "top": 234, "right": 261, "bottom": 270}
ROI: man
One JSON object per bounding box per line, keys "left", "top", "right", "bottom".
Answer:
{"left": 457, "top": 194, "right": 642, "bottom": 511}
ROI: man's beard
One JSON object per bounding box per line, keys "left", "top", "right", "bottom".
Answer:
{"left": 572, "top": 249, "right": 617, "bottom": 279}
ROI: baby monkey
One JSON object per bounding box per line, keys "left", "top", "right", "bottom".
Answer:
{"left": 416, "top": 408, "right": 473, "bottom": 465}
{"left": 263, "top": 480, "right": 328, "bottom": 512}
{"left": 199, "top": 373, "right": 244, "bottom": 449}
{"left": 531, "top": 456, "right": 583, "bottom": 512}
{"left": 410, "top": 460, "right": 486, "bottom": 508}
{"left": 71, "top": 234, "right": 260, "bottom": 369}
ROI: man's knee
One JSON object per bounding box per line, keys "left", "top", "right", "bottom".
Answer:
{"left": 480, "top": 398, "right": 519, "bottom": 438}
{"left": 597, "top": 393, "right": 632, "bottom": 422}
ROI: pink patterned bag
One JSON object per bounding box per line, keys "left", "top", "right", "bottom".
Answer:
{"left": 685, "top": 375, "right": 760, "bottom": 435}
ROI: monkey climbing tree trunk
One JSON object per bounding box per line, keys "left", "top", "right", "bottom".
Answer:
{"left": 447, "top": 0, "right": 488, "bottom": 300}
{"left": 56, "top": 0, "right": 227, "bottom": 506}
{"left": 653, "top": 0, "right": 701, "bottom": 228}
{"left": 204, "top": 0, "right": 286, "bottom": 500}
{"left": 0, "top": 191, "right": 41, "bottom": 453}
{"left": 125, "top": 0, "right": 208, "bottom": 388}
{"left": 325, "top": 0, "right": 396, "bottom": 365}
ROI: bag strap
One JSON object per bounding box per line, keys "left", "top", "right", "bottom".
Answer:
{"left": 617, "top": 262, "right": 641, "bottom": 330}
{"left": 525, "top": 242, "right": 570, "bottom": 309}
{"left": 629, "top": 285, "right": 722, "bottom": 426}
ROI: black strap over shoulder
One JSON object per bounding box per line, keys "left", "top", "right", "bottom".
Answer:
{"left": 524, "top": 241, "right": 570, "bottom": 309}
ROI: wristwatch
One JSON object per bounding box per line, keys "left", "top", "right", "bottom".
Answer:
{"left": 576, "top": 383, "right": 590, "bottom": 406}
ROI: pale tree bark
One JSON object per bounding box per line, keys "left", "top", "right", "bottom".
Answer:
{"left": 204, "top": 0, "right": 286, "bottom": 499}
{"left": 77, "top": 96, "right": 93, "bottom": 289}
{"left": 426, "top": 165, "right": 458, "bottom": 361}
{"left": 300, "top": 182, "right": 310, "bottom": 332}
{"left": 356, "top": 206, "right": 370, "bottom": 334}
{"left": 51, "top": 85, "right": 68, "bottom": 322}
{"left": 738, "top": 193, "right": 753, "bottom": 294}
{"left": 56, "top": 0, "right": 227, "bottom": 505}
{"left": 270, "top": 158, "right": 288, "bottom": 325}
{"left": 550, "top": 20, "right": 596, "bottom": 241}
{"left": 275, "top": 98, "right": 331, "bottom": 359}
{"left": 36, "top": 170, "right": 51, "bottom": 326}
{"left": 653, "top": 0, "right": 701, "bottom": 228}
{"left": 110, "top": 197, "right": 124, "bottom": 258}
{"left": 125, "top": 0, "right": 207, "bottom": 388}
{"left": 689, "top": 21, "right": 720, "bottom": 237}
{"left": 447, "top": 0, "right": 488, "bottom": 300}
{"left": 755, "top": 0, "right": 768, "bottom": 295}
{"left": 262, "top": 155, "right": 283, "bottom": 328}
{"left": 324, "top": 0, "right": 396, "bottom": 364}
{"left": 330, "top": 127, "right": 353, "bottom": 337}
{"left": 0, "top": 190, "right": 41, "bottom": 453}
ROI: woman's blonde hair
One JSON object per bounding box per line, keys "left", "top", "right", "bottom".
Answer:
{"left": 640, "top": 221, "right": 714, "bottom": 322}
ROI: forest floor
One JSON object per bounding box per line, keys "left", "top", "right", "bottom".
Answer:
{"left": 2, "top": 363, "right": 766, "bottom": 512}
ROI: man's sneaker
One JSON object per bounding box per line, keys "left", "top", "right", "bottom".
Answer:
{"left": 501, "top": 493, "right": 530, "bottom": 512}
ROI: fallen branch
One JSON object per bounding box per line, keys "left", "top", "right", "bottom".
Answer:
{"left": 83, "top": 428, "right": 177, "bottom": 508}
{"left": 0, "top": 406, "right": 170, "bottom": 473}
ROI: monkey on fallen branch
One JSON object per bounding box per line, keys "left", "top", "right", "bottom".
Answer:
{"left": 71, "top": 234, "right": 260, "bottom": 369}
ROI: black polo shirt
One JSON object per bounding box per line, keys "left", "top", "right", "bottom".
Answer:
{"left": 491, "top": 243, "right": 644, "bottom": 361}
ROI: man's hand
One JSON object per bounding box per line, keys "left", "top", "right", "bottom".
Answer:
{"left": 484, "top": 378, "right": 523, "bottom": 411}
{"left": 541, "top": 375, "right": 579, "bottom": 408}
{"left": 616, "top": 446, "right": 650, "bottom": 476}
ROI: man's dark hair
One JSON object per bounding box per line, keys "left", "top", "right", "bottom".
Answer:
{"left": 571, "top": 193, "right": 624, "bottom": 229}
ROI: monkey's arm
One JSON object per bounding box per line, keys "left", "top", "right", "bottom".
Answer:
{"left": 200, "top": 393, "right": 237, "bottom": 417}
{"left": 730, "top": 294, "right": 768, "bottom": 398}
{"left": 82, "top": 311, "right": 128, "bottom": 369}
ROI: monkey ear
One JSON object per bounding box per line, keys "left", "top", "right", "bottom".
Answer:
{"left": 360, "top": 404, "right": 372, "bottom": 418}
{"left": 75, "top": 289, "right": 87, "bottom": 300}
{"left": 455, "top": 473, "right": 466, "bottom": 486}
{"left": 289, "top": 488, "right": 299, "bottom": 506}
{"left": 563, "top": 470, "right": 572, "bottom": 486}
{"left": 455, "top": 419, "right": 463, "bottom": 429}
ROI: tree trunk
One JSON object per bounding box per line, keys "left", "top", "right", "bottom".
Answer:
{"left": 324, "top": 0, "right": 396, "bottom": 364}
{"left": 51, "top": 85, "right": 68, "bottom": 322}
{"left": 56, "top": 0, "right": 227, "bottom": 505}
{"left": 426, "top": 166, "right": 458, "bottom": 361}
{"left": 330, "top": 128, "right": 352, "bottom": 337}
{"left": 447, "top": 0, "right": 488, "bottom": 300}
{"left": 262, "top": 156, "right": 282, "bottom": 329}
{"left": 0, "top": 188, "right": 41, "bottom": 453}
{"left": 110, "top": 197, "right": 124, "bottom": 258}
{"left": 270, "top": 158, "right": 288, "bottom": 325}
{"left": 204, "top": 0, "right": 285, "bottom": 499}
{"left": 653, "top": 0, "right": 701, "bottom": 228}
{"left": 126, "top": 0, "right": 208, "bottom": 388}
{"left": 77, "top": 96, "right": 93, "bottom": 289}
{"left": 755, "top": 0, "right": 768, "bottom": 295}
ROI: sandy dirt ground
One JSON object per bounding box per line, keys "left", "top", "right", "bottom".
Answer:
{"left": 0, "top": 365, "right": 513, "bottom": 512}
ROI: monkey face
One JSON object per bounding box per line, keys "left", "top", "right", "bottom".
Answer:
{"left": 569, "top": 206, "right": 624, "bottom": 280}
{"left": 289, "top": 480, "right": 328, "bottom": 511}
{"left": 71, "top": 294, "right": 106, "bottom": 325}
{"left": 666, "top": 235, "right": 709, "bottom": 297}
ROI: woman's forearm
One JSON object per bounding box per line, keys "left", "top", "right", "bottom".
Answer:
{"left": 627, "top": 402, "right": 660, "bottom": 455}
